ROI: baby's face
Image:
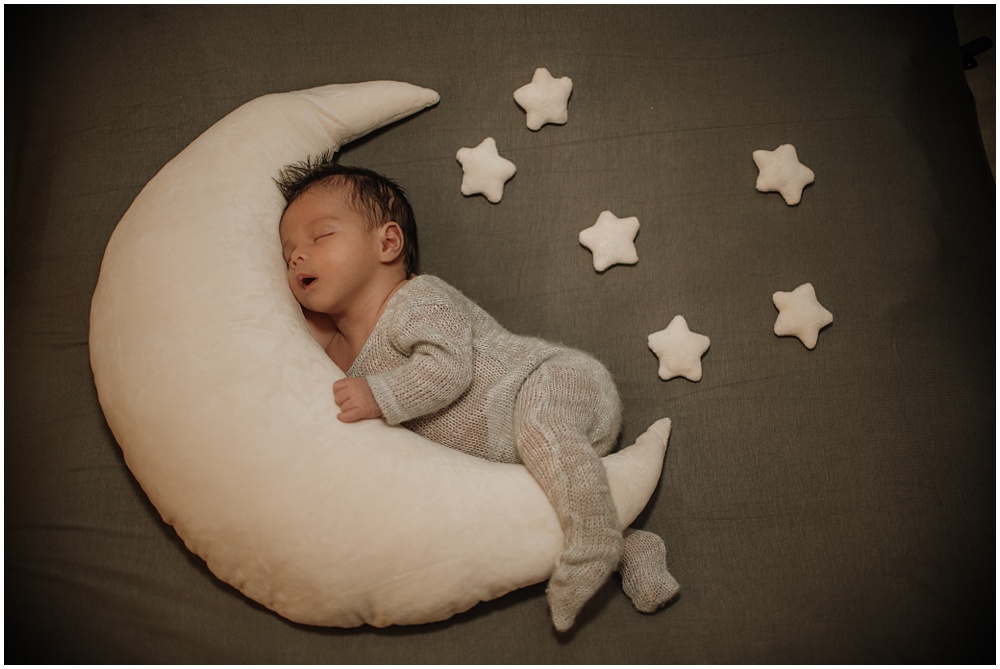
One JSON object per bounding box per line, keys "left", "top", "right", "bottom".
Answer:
{"left": 279, "top": 185, "right": 383, "bottom": 316}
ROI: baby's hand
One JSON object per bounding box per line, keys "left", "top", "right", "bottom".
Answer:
{"left": 332, "top": 377, "right": 383, "bottom": 423}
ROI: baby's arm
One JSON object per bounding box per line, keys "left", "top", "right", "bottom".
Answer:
{"left": 364, "top": 300, "right": 474, "bottom": 426}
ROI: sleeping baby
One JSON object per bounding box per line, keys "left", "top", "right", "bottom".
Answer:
{"left": 275, "top": 158, "right": 679, "bottom": 632}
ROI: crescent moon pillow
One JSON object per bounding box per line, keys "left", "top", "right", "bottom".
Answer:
{"left": 89, "top": 81, "right": 669, "bottom": 628}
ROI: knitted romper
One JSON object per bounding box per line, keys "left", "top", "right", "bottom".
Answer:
{"left": 349, "top": 274, "right": 671, "bottom": 629}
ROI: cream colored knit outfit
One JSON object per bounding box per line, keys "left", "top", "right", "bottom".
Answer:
{"left": 349, "top": 275, "right": 677, "bottom": 629}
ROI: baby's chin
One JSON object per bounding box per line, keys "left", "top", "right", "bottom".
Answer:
{"left": 299, "top": 296, "right": 338, "bottom": 317}
{"left": 293, "top": 293, "right": 320, "bottom": 312}
{"left": 290, "top": 284, "right": 320, "bottom": 309}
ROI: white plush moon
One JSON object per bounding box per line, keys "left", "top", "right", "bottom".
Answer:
{"left": 89, "top": 81, "right": 670, "bottom": 628}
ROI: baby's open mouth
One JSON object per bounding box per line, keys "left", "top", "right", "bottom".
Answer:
{"left": 297, "top": 274, "right": 317, "bottom": 289}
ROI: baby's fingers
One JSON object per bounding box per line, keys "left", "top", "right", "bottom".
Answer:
{"left": 332, "top": 378, "right": 380, "bottom": 422}
{"left": 332, "top": 378, "right": 351, "bottom": 406}
{"left": 336, "top": 405, "right": 364, "bottom": 423}
{"left": 337, "top": 401, "right": 379, "bottom": 423}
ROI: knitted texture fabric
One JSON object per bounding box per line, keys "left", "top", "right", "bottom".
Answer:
{"left": 349, "top": 274, "right": 675, "bottom": 628}
{"left": 511, "top": 354, "right": 623, "bottom": 630}
{"left": 349, "top": 275, "right": 566, "bottom": 463}
{"left": 619, "top": 529, "right": 681, "bottom": 613}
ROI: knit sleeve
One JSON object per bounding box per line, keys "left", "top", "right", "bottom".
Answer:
{"left": 364, "top": 299, "right": 475, "bottom": 426}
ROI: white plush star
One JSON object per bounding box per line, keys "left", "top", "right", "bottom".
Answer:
{"left": 578, "top": 210, "right": 640, "bottom": 272}
{"left": 456, "top": 137, "right": 517, "bottom": 203}
{"left": 647, "top": 315, "right": 711, "bottom": 382}
{"left": 772, "top": 283, "right": 833, "bottom": 349}
{"left": 753, "top": 144, "right": 815, "bottom": 206}
{"left": 513, "top": 67, "right": 574, "bottom": 131}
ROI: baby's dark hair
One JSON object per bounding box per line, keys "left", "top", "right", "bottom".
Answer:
{"left": 275, "top": 152, "right": 419, "bottom": 277}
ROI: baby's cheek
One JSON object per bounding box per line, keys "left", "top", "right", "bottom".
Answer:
{"left": 286, "top": 274, "right": 302, "bottom": 300}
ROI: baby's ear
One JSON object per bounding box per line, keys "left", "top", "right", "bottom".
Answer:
{"left": 378, "top": 221, "right": 404, "bottom": 263}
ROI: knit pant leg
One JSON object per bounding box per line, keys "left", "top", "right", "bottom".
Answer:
{"left": 618, "top": 528, "right": 680, "bottom": 612}
{"left": 514, "top": 361, "right": 624, "bottom": 632}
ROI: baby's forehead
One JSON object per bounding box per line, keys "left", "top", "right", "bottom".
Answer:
{"left": 277, "top": 198, "right": 316, "bottom": 242}
{"left": 283, "top": 180, "right": 348, "bottom": 214}
{"left": 279, "top": 182, "right": 367, "bottom": 236}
